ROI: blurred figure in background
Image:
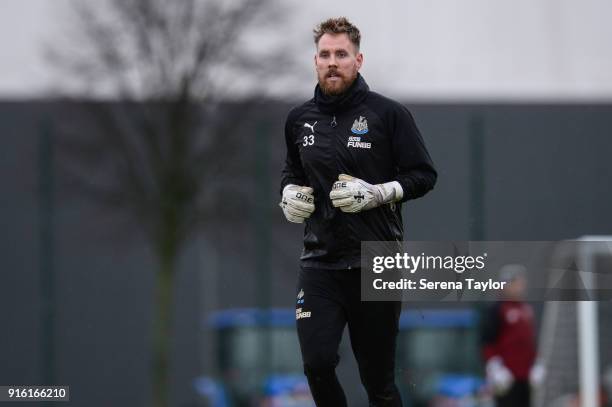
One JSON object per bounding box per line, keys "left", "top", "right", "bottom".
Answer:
{"left": 481, "top": 264, "right": 545, "bottom": 407}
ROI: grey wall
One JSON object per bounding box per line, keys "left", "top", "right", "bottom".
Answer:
{"left": 406, "top": 104, "right": 612, "bottom": 240}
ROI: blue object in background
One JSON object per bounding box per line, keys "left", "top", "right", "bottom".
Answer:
{"left": 263, "top": 374, "right": 310, "bottom": 396}
{"left": 436, "top": 374, "right": 484, "bottom": 398}
{"left": 194, "top": 376, "right": 229, "bottom": 407}
{"left": 207, "top": 308, "right": 478, "bottom": 330}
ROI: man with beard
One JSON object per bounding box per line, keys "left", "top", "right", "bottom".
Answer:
{"left": 279, "top": 17, "right": 437, "bottom": 407}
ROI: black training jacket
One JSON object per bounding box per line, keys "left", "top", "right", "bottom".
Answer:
{"left": 280, "top": 74, "right": 437, "bottom": 269}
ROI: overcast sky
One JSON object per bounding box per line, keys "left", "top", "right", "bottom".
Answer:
{"left": 1, "top": 0, "right": 611, "bottom": 101}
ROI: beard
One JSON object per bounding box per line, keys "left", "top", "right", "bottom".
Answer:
{"left": 318, "top": 69, "right": 357, "bottom": 96}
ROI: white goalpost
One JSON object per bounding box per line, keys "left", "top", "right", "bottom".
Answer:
{"left": 536, "top": 236, "right": 612, "bottom": 407}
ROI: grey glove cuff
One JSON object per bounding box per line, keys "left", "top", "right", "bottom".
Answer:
{"left": 282, "top": 184, "right": 298, "bottom": 195}
{"left": 376, "top": 181, "right": 404, "bottom": 204}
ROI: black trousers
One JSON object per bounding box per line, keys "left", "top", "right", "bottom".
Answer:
{"left": 295, "top": 267, "right": 402, "bottom": 407}
{"left": 495, "top": 380, "right": 530, "bottom": 407}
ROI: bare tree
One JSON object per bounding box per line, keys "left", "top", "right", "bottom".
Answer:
{"left": 47, "top": 0, "right": 290, "bottom": 406}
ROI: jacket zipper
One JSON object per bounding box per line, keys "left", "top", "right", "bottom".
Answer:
{"left": 331, "top": 115, "right": 337, "bottom": 128}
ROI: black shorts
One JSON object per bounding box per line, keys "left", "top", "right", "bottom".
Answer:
{"left": 295, "top": 266, "right": 402, "bottom": 407}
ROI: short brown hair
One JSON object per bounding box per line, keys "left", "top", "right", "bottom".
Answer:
{"left": 313, "top": 17, "right": 361, "bottom": 50}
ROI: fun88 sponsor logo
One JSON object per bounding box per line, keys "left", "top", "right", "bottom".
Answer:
{"left": 347, "top": 136, "right": 371, "bottom": 149}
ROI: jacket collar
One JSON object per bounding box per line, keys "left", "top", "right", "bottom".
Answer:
{"left": 314, "top": 73, "right": 369, "bottom": 114}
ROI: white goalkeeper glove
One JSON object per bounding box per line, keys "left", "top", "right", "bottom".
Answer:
{"left": 486, "top": 357, "right": 514, "bottom": 396}
{"left": 529, "top": 361, "right": 546, "bottom": 388}
{"left": 329, "top": 174, "right": 403, "bottom": 213}
{"left": 279, "top": 184, "right": 315, "bottom": 223}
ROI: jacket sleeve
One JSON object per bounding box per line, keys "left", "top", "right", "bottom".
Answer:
{"left": 389, "top": 105, "right": 437, "bottom": 203}
{"left": 280, "top": 109, "right": 308, "bottom": 194}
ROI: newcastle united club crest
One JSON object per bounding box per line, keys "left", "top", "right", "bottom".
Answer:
{"left": 351, "top": 116, "right": 369, "bottom": 135}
